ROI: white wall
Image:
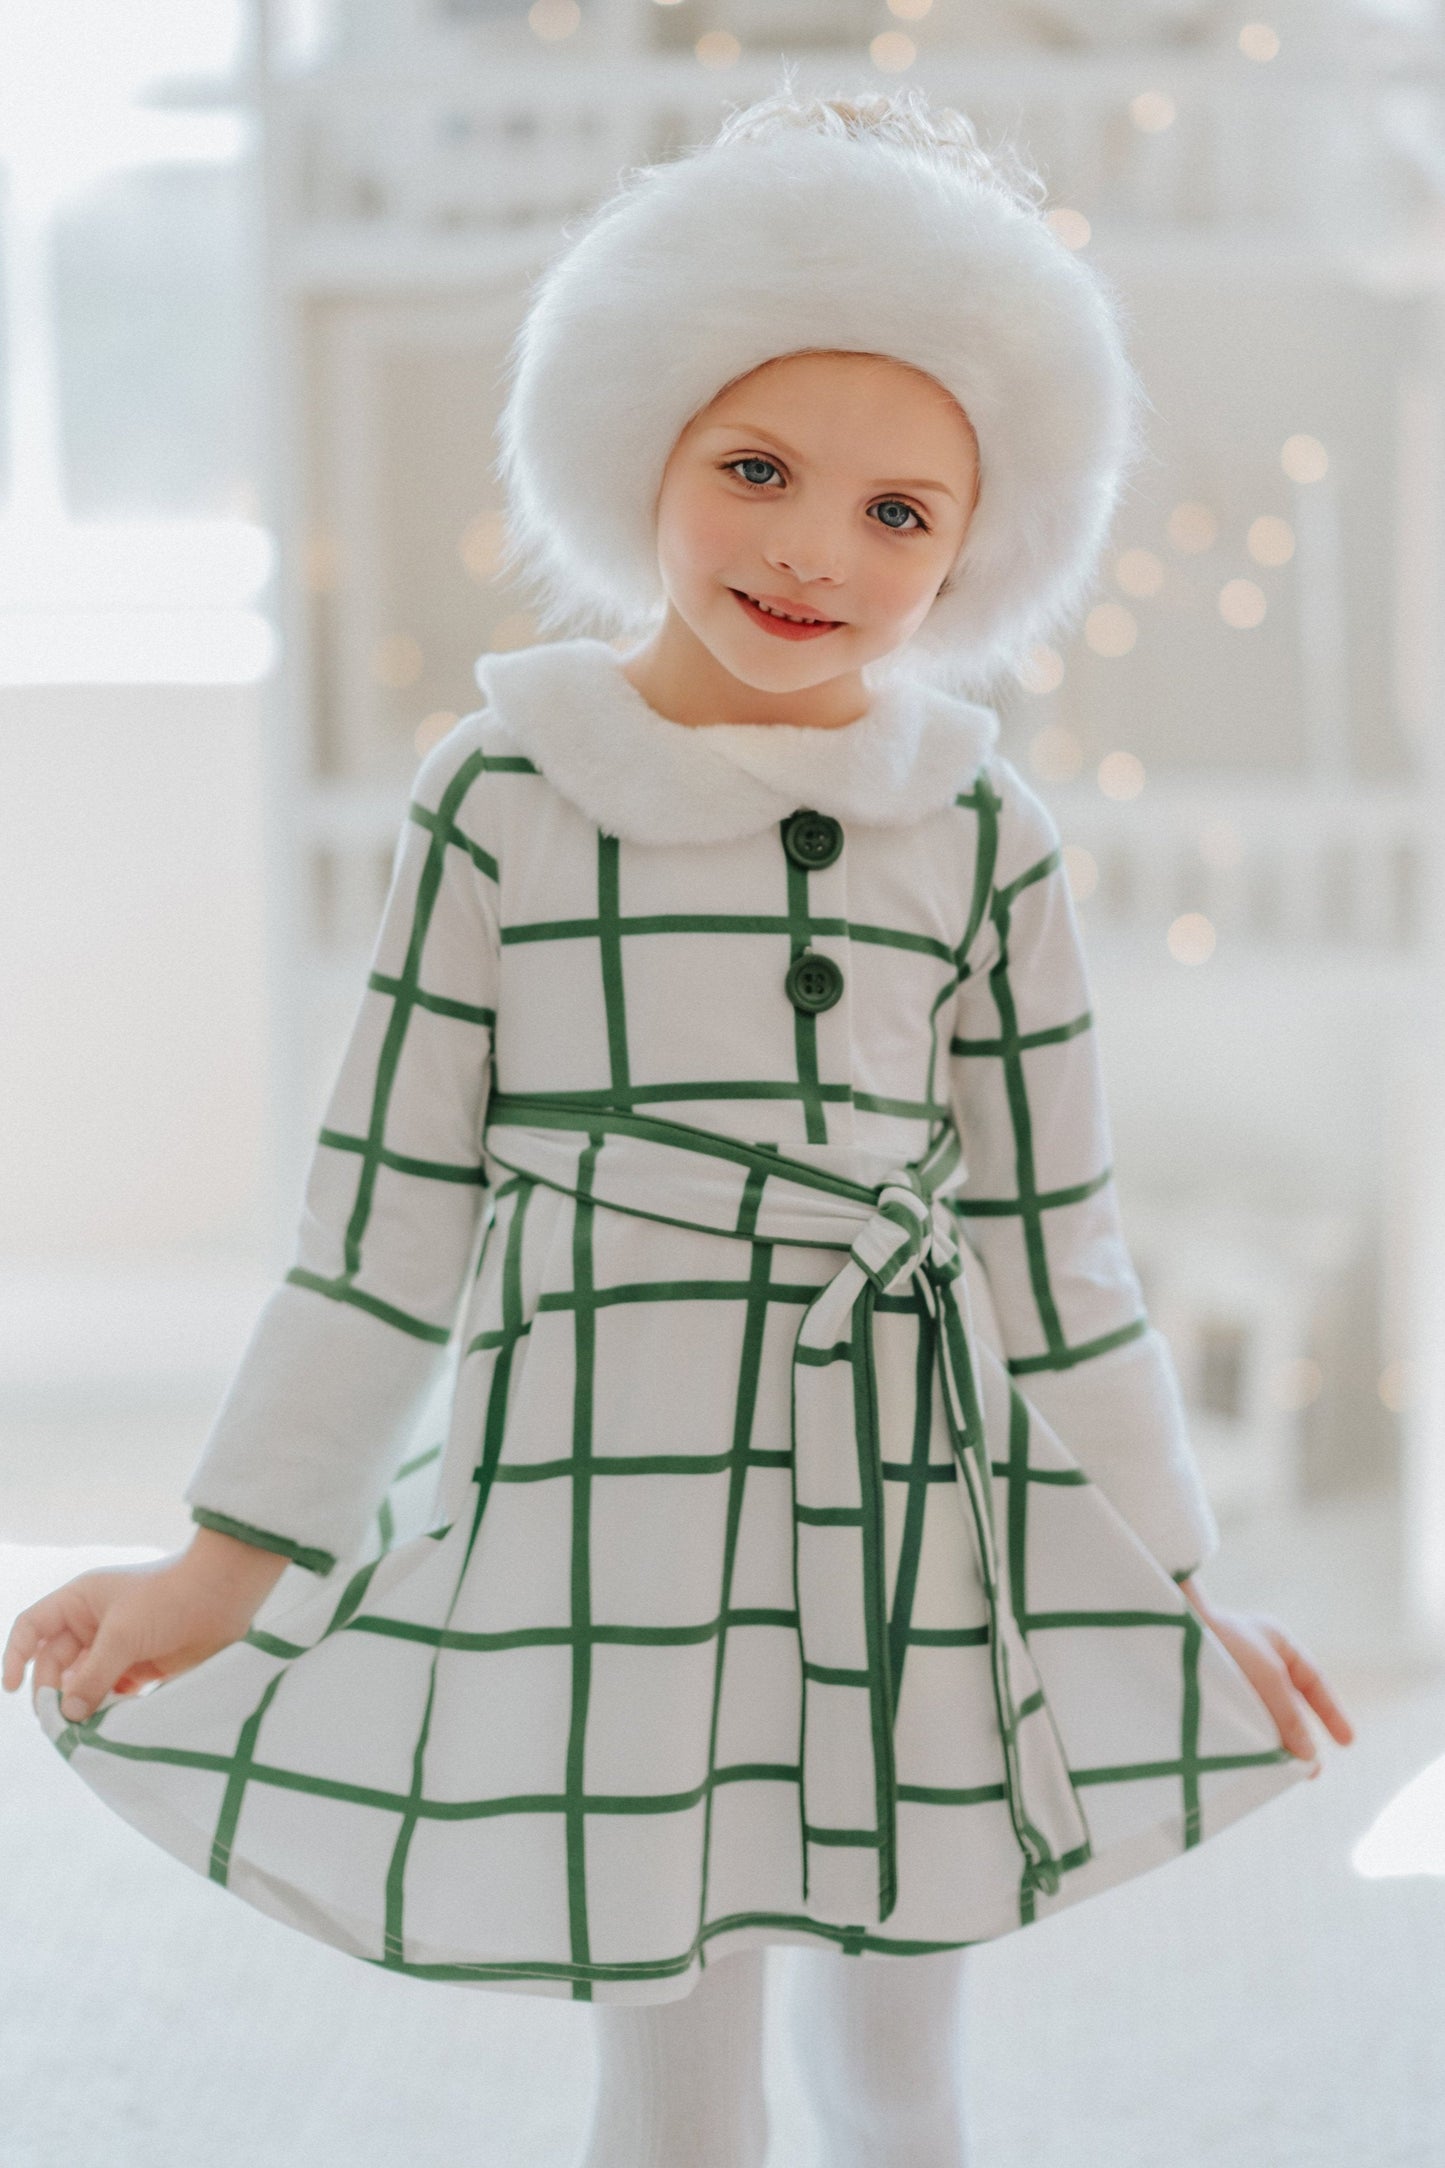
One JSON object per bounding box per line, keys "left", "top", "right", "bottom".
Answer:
{"left": 0, "top": 683, "right": 273, "bottom": 1263}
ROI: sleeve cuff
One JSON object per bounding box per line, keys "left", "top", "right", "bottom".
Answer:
{"left": 189, "top": 1507, "right": 337, "bottom": 1577}
{"left": 1017, "top": 1325, "right": 1221, "bottom": 1581}
{"left": 181, "top": 1278, "right": 451, "bottom": 1570}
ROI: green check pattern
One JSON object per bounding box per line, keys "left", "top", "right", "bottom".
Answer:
{"left": 36, "top": 703, "right": 1305, "bottom": 2004}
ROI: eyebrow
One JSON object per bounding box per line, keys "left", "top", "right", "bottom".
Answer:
{"left": 701, "top": 421, "right": 961, "bottom": 504}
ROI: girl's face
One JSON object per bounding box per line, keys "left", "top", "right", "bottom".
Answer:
{"left": 648, "top": 349, "right": 980, "bottom": 706}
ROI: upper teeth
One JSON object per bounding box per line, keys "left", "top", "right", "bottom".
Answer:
{"left": 754, "top": 598, "right": 829, "bottom": 624}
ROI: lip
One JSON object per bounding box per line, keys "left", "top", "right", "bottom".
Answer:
{"left": 731, "top": 589, "right": 843, "bottom": 641}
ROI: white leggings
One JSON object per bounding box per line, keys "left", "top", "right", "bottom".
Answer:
{"left": 574, "top": 1943, "right": 972, "bottom": 2168}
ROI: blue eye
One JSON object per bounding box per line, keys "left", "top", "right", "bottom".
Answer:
{"left": 872, "top": 500, "right": 926, "bottom": 533}
{"left": 727, "top": 457, "right": 782, "bottom": 488}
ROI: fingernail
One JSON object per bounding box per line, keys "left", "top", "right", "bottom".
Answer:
{"left": 59, "top": 1693, "right": 87, "bottom": 1720}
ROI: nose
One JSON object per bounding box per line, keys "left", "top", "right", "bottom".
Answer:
{"left": 763, "top": 519, "right": 845, "bottom": 590}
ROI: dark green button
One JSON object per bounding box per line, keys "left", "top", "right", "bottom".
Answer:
{"left": 785, "top": 951, "right": 844, "bottom": 1015}
{"left": 782, "top": 809, "right": 843, "bottom": 871}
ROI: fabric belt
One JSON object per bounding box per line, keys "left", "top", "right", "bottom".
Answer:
{"left": 481, "top": 1096, "right": 1090, "bottom": 1927}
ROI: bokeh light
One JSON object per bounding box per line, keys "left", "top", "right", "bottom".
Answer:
{"left": 1085, "top": 602, "right": 1139, "bottom": 657}
{"left": 1168, "top": 912, "right": 1216, "bottom": 964}
{"left": 695, "top": 29, "right": 741, "bottom": 64}
{"left": 458, "top": 512, "right": 508, "bottom": 583}
{"left": 1167, "top": 502, "right": 1218, "bottom": 553}
{"left": 1247, "top": 515, "right": 1296, "bottom": 567}
{"left": 1219, "top": 578, "right": 1267, "bottom": 629}
{"left": 1045, "top": 206, "right": 1092, "bottom": 250}
{"left": 1239, "top": 21, "right": 1281, "bottom": 61}
{"left": 1015, "top": 643, "right": 1065, "bottom": 695}
{"left": 869, "top": 30, "right": 916, "bottom": 69}
{"left": 1130, "top": 91, "right": 1177, "bottom": 133}
{"left": 528, "top": 0, "right": 580, "bottom": 39}
{"left": 1282, "top": 434, "right": 1329, "bottom": 483}
{"left": 1099, "top": 750, "right": 1146, "bottom": 801}
{"left": 1379, "top": 1362, "right": 1414, "bottom": 1414}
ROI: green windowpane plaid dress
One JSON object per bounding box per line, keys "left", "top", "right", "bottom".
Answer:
{"left": 34, "top": 638, "right": 1313, "bottom": 2003}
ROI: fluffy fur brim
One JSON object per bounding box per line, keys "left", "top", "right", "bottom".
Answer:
{"left": 494, "top": 123, "right": 1142, "bottom": 695}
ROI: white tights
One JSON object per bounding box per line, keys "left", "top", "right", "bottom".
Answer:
{"left": 574, "top": 1943, "right": 971, "bottom": 2168}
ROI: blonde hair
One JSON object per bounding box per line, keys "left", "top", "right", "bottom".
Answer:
{"left": 708, "top": 79, "right": 1047, "bottom": 219}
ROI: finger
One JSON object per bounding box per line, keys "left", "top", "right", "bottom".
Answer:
{"left": 2, "top": 1598, "right": 72, "bottom": 1691}
{"left": 31, "top": 1629, "right": 84, "bottom": 1698}
{"left": 1257, "top": 1664, "right": 1317, "bottom": 1763}
{"left": 1276, "top": 1640, "right": 1356, "bottom": 1747}
{"left": 57, "top": 1618, "right": 136, "bottom": 1724}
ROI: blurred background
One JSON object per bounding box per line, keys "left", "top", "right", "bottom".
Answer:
{"left": 8, "top": 1, "right": 1445, "bottom": 2162}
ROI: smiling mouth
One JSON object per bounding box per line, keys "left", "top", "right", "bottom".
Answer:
{"left": 731, "top": 590, "right": 844, "bottom": 636}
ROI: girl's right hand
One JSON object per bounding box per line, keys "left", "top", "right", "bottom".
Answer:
{"left": 1, "top": 1527, "right": 293, "bottom": 1722}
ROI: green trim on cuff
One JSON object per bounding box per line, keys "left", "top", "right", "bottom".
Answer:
{"left": 190, "top": 1507, "right": 336, "bottom": 1577}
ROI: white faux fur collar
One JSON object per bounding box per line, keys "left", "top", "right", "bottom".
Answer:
{"left": 472, "top": 637, "right": 999, "bottom": 846}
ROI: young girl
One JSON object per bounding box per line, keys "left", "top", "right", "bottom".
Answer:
{"left": 5, "top": 86, "right": 1353, "bottom": 2166}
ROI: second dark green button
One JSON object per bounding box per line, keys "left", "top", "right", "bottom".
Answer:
{"left": 783, "top": 809, "right": 844, "bottom": 871}
{"left": 785, "top": 951, "right": 845, "bottom": 1015}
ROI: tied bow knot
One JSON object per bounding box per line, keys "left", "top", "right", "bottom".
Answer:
{"left": 849, "top": 1182, "right": 964, "bottom": 1299}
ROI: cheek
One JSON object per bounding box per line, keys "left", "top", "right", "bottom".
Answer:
{"left": 863, "top": 542, "right": 952, "bottom": 622}
{"left": 656, "top": 485, "right": 749, "bottom": 587}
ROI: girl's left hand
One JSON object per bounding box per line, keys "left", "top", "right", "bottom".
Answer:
{"left": 1180, "top": 1589, "right": 1356, "bottom": 1772}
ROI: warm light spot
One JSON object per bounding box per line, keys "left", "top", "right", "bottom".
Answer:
{"left": 1271, "top": 1357, "right": 1322, "bottom": 1412}
{"left": 1167, "top": 911, "right": 1216, "bottom": 964}
{"left": 1198, "top": 819, "right": 1244, "bottom": 872}
{"left": 1045, "top": 206, "right": 1091, "bottom": 251}
{"left": 695, "top": 29, "right": 741, "bottom": 64}
{"left": 1130, "top": 90, "right": 1177, "bottom": 134}
{"left": 1115, "top": 547, "right": 1164, "bottom": 598}
{"left": 886, "top": 0, "right": 933, "bottom": 20}
{"left": 1239, "top": 21, "right": 1281, "bottom": 61}
{"left": 651, "top": 0, "right": 686, "bottom": 8}
{"left": 459, "top": 512, "right": 508, "bottom": 583}
{"left": 1247, "top": 515, "right": 1296, "bottom": 568}
{"left": 1015, "top": 643, "right": 1065, "bottom": 695}
{"left": 1062, "top": 844, "right": 1098, "bottom": 902}
{"left": 487, "top": 612, "right": 538, "bottom": 652}
{"left": 1167, "top": 501, "right": 1218, "bottom": 553}
{"left": 1379, "top": 1361, "right": 1414, "bottom": 1414}
{"left": 1029, "top": 723, "right": 1084, "bottom": 784}
{"left": 415, "top": 709, "right": 459, "bottom": 756}
{"left": 1085, "top": 602, "right": 1138, "bottom": 658}
{"left": 372, "top": 633, "right": 424, "bottom": 689}
{"left": 869, "top": 29, "right": 916, "bottom": 69}
{"left": 1219, "top": 578, "right": 1267, "bottom": 629}
{"left": 528, "top": 0, "right": 580, "bottom": 39}
{"left": 304, "top": 529, "right": 341, "bottom": 595}
{"left": 1098, "top": 750, "right": 1145, "bottom": 801}
{"left": 1282, "top": 434, "right": 1329, "bottom": 484}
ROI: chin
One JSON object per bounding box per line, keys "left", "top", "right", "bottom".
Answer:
{"left": 704, "top": 619, "right": 858, "bottom": 691}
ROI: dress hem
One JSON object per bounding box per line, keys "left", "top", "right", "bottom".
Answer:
{"left": 33, "top": 1682, "right": 1313, "bottom": 2007}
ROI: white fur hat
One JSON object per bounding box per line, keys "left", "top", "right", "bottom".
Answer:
{"left": 494, "top": 92, "right": 1142, "bottom": 693}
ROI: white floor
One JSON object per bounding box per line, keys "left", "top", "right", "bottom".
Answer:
{"left": 5, "top": 1540, "right": 1445, "bottom": 2167}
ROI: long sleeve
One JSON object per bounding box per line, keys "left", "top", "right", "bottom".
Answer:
{"left": 183, "top": 716, "right": 500, "bottom": 1575}
{"left": 947, "top": 758, "right": 1219, "bottom": 1581}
